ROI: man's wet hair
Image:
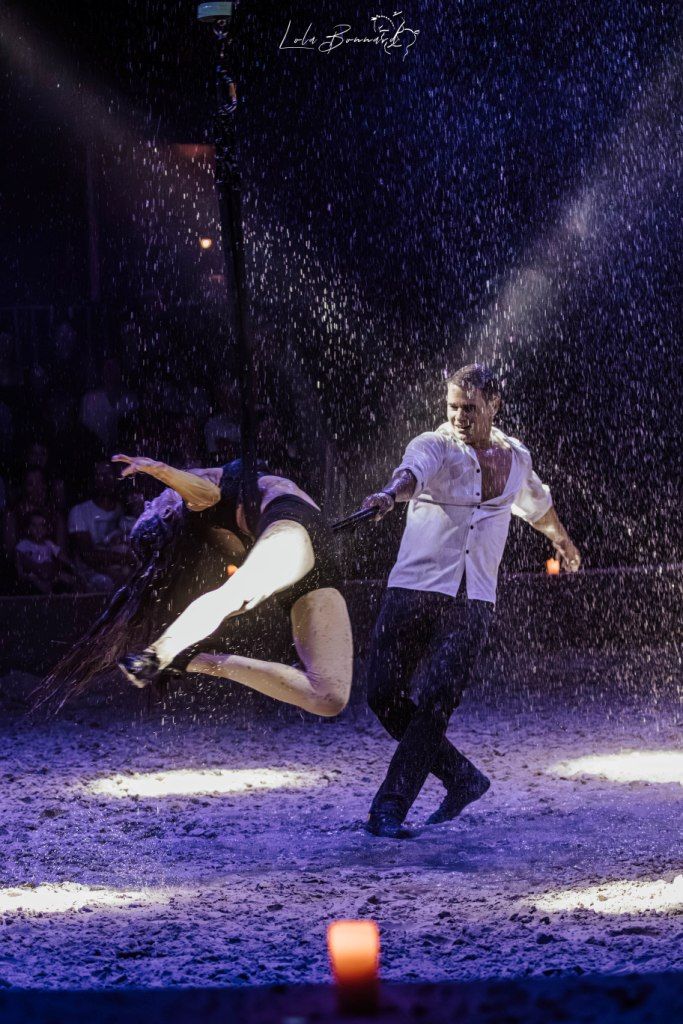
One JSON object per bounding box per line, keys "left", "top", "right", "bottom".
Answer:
{"left": 446, "top": 364, "right": 502, "bottom": 403}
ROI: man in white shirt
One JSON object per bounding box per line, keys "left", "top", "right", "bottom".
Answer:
{"left": 360, "top": 364, "right": 581, "bottom": 838}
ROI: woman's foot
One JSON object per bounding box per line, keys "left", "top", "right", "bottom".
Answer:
{"left": 426, "top": 769, "right": 491, "bottom": 825}
{"left": 118, "top": 649, "right": 162, "bottom": 689}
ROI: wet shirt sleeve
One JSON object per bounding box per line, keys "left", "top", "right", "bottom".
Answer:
{"left": 396, "top": 432, "right": 447, "bottom": 497}
{"left": 511, "top": 463, "right": 553, "bottom": 523}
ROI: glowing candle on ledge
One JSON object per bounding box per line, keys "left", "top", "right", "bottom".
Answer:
{"left": 327, "top": 919, "right": 380, "bottom": 1014}
{"left": 546, "top": 557, "right": 561, "bottom": 575}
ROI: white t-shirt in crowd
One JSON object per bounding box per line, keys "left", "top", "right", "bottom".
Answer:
{"left": 80, "top": 389, "right": 138, "bottom": 447}
{"left": 16, "top": 538, "right": 60, "bottom": 564}
{"left": 67, "top": 501, "right": 122, "bottom": 546}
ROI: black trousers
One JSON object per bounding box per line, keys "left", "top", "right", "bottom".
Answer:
{"left": 367, "top": 586, "right": 493, "bottom": 820}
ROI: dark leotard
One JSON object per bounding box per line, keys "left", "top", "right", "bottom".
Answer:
{"left": 255, "top": 495, "right": 342, "bottom": 616}
{"left": 192, "top": 474, "right": 341, "bottom": 617}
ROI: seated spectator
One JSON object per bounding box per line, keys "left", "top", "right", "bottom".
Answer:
{"left": 80, "top": 357, "right": 138, "bottom": 450}
{"left": 102, "top": 490, "right": 145, "bottom": 546}
{"left": 203, "top": 382, "right": 240, "bottom": 463}
{"left": 49, "top": 391, "right": 106, "bottom": 504}
{"left": 24, "top": 439, "right": 66, "bottom": 510}
{"left": 15, "top": 511, "right": 80, "bottom": 595}
{"left": 3, "top": 467, "right": 67, "bottom": 558}
{"left": 168, "top": 412, "right": 207, "bottom": 469}
{"left": 257, "top": 413, "right": 304, "bottom": 480}
{"left": 46, "top": 316, "right": 85, "bottom": 396}
{"left": 117, "top": 377, "right": 178, "bottom": 463}
{"left": 67, "top": 461, "right": 134, "bottom": 593}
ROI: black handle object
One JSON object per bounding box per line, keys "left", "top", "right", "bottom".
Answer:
{"left": 332, "top": 507, "right": 380, "bottom": 533}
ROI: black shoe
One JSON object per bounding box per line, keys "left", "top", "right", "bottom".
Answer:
{"left": 118, "top": 649, "right": 162, "bottom": 689}
{"left": 426, "top": 769, "right": 491, "bottom": 826}
{"left": 364, "top": 812, "right": 413, "bottom": 840}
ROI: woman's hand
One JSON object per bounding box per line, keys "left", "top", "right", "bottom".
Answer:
{"left": 112, "top": 454, "right": 160, "bottom": 480}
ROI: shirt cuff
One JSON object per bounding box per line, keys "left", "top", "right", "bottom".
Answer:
{"left": 395, "top": 463, "right": 422, "bottom": 497}
{"left": 526, "top": 485, "right": 553, "bottom": 523}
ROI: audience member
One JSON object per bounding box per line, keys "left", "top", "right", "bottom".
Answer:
{"left": 257, "top": 413, "right": 304, "bottom": 481}
{"left": 80, "top": 357, "right": 138, "bottom": 449}
{"left": 49, "top": 391, "right": 106, "bottom": 503}
{"left": 46, "top": 317, "right": 85, "bottom": 395}
{"left": 24, "top": 439, "right": 66, "bottom": 510}
{"left": 67, "top": 461, "right": 133, "bottom": 593}
{"left": 168, "top": 412, "right": 207, "bottom": 469}
{"left": 102, "top": 490, "right": 145, "bottom": 546}
{"left": 15, "top": 511, "right": 80, "bottom": 594}
{"left": 3, "top": 466, "right": 67, "bottom": 558}
{"left": 204, "top": 382, "right": 240, "bottom": 462}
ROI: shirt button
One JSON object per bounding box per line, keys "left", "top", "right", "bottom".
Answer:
{"left": 465, "top": 549, "right": 469, "bottom": 554}
{"left": 476, "top": 468, "right": 481, "bottom": 473}
{"left": 470, "top": 525, "right": 474, "bottom": 530}
{"left": 477, "top": 504, "right": 481, "bottom": 509}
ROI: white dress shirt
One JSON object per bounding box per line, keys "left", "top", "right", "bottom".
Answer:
{"left": 387, "top": 423, "right": 552, "bottom": 604}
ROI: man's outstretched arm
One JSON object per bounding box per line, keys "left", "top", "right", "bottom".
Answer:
{"left": 359, "top": 432, "right": 447, "bottom": 520}
{"left": 531, "top": 506, "right": 581, "bottom": 572}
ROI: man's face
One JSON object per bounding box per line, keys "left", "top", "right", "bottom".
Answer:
{"left": 447, "top": 383, "right": 499, "bottom": 446}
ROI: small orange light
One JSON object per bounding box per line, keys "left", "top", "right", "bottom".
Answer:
{"left": 198, "top": 236, "right": 213, "bottom": 250}
{"left": 546, "top": 557, "right": 561, "bottom": 575}
{"left": 226, "top": 564, "right": 238, "bottom": 576}
{"left": 327, "top": 920, "right": 380, "bottom": 1013}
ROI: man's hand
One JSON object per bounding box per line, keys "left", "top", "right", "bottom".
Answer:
{"left": 359, "top": 469, "right": 417, "bottom": 521}
{"left": 553, "top": 536, "right": 581, "bottom": 573}
{"left": 112, "top": 454, "right": 159, "bottom": 479}
{"left": 360, "top": 492, "right": 395, "bottom": 522}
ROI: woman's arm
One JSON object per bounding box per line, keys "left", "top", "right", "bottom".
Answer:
{"left": 111, "top": 455, "right": 221, "bottom": 511}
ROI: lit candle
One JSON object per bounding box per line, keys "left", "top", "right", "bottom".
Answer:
{"left": 327, "top": 919, "right": 380, "bottom": 1014}
{"left": 546, "top": 557, "right": 561, "bottom": 575}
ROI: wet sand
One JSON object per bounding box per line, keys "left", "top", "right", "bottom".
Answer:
{"left": 0, "top": 644, "right": 680, "bottom": 989}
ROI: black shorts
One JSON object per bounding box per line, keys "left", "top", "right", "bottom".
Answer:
{"left": 256, "top": 496, "right": 342, "bottom": 616}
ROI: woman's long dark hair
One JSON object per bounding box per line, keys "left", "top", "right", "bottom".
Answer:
{"left": 32, "top": 489, "right": 224, "bottom": 714}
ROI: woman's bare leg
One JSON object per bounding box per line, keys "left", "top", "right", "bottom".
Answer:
{"left": 186, "top": 588, "right": 353, "bottom": 717}
{"left": 149, "top": 520, "right": 315, "bottom": 667}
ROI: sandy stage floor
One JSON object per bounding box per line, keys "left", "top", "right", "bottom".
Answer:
{"left": 0, "top": 644, "right": 681, "bottom": 989}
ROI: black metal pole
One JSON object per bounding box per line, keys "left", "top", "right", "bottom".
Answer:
{"left": 198, "top": 2, "right": 259, "bottom": 531}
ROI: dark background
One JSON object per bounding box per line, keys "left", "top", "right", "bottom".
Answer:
{"left": 1, "top": 0, "right": 681, "bottom": 577}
